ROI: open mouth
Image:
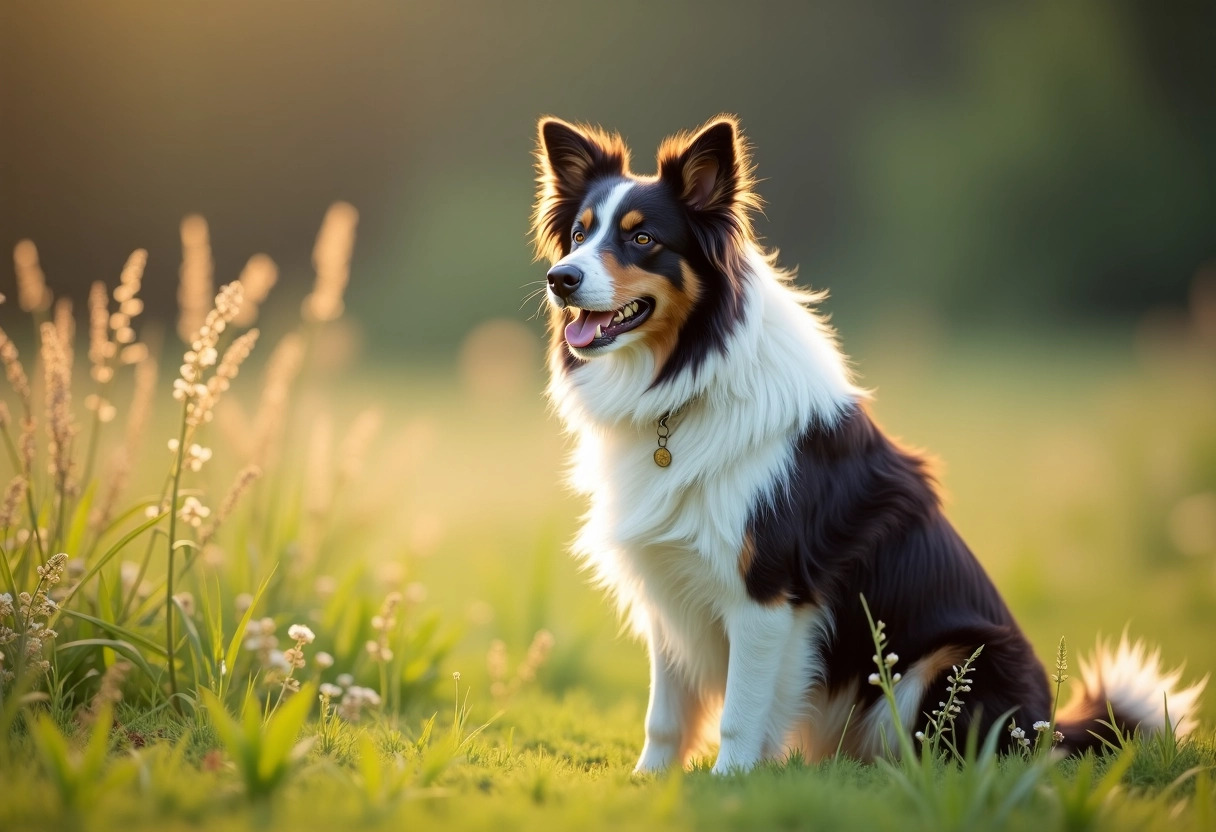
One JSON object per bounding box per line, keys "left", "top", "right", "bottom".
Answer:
{"left": 564, "top": 297, "right": 654, "bottom": 349}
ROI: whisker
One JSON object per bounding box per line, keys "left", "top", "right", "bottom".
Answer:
{"left": 519, "top": 286, "right": 548, "bottom": 312}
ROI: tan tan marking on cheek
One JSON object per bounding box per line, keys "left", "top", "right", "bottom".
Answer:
{"left": 579, "top": 207, "right": 594, "bottom": 230}
{"left": 600, "top": 254, "right": 702, "bottom": 373}
{"left": 620, "top": 209, "right": 644, "bottom": 231}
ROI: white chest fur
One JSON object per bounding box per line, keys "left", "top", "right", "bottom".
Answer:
{"left": 551, "top": 254, "right": 862, "bottom": 689}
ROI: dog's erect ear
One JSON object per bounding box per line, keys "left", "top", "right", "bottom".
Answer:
{"left": 657, "top": 116, "right": 759, "bottom": 272}
{"left": 532, "top": 117, "right": 630, "bottom": 262}
{"left": 538, "top": 118, "right": 628, "bottom": 194}
{"left": 658, "top": 116, "right": 755, "bottom": 216}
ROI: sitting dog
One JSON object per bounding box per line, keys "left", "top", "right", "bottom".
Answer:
{"left": 532, "top": 114, "right": 1205, "bottom": 773}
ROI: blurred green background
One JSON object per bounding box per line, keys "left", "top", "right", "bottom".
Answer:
{"left": 3, "top": 1, "right": 1215, "bottom": 349}
{"left": 2, "top": 2, "right": 1215, "bottom": 710}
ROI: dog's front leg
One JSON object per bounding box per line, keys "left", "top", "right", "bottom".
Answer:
{"left": 635, "top": 623, "right": 701, "bottom": 773}
{"left": 712, "top": 602, "right": 795, "bottom": 774}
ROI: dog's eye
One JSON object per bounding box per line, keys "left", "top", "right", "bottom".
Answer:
{"left": 572, "top": 230, "right": 586, "bottom": 244}
{"left": 633, "top": 233, "right": 652, "bottom": 245}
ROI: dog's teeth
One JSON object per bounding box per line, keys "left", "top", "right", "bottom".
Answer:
{"left": 595, "top": 325, "right": 603, "bottom": 338}
{"left": 613, "top": 312, "right": 623, "bottom": 324}
{"left": 629, "top": 302, "right": 638, "bottom": 315}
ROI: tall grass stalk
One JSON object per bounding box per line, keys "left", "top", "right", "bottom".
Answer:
{"left": 165, "top": 403, "right": 190, "bottom": 708}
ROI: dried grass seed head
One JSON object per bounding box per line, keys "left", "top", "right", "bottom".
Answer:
{"left": 0, "top": 326, "right": 32, "bottom": 413}
{"left": 177, "top": 215, "right": 214, "bottom": 342}
{"left": 39, "top": 322, "right": 76, "bottom": 485}
{"left": 0, "top": 476, "right": 27, "bottom": 529}
{"left": 13, "top": 240, "right": 52, "bottom": 313}
{"left": 303, "top": 201, "right": 359, "bottom": 323}
{"left": 233, "top": 253, "right": 278, "bottom": 327}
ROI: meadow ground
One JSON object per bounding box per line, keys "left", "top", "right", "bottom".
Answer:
{"left": 2, "top": 256, "right": 1216, "bottom": 830}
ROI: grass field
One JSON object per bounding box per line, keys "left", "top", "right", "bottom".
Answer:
{"left": 2, "top": 246, "right": 1216, "bottom": 830}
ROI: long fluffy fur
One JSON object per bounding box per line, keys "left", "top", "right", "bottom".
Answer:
{"left": 534, "top": 116, "right": 1206, "bottom": 772}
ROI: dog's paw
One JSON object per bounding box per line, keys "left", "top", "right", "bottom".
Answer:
{"left": 633, "top": 747, "right": 674, "bottom": 776}
{"left": 710, "top": 751, "right": 757, "bottom": 775}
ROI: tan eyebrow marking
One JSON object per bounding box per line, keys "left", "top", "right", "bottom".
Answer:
{"left": 579, "top": 207, "right": 594, "bottom": 229}
{"left": 620, "top": 209, "right": 644, "bottom": 231}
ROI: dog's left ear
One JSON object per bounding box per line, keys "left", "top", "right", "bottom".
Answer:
{"left": 532, "top": 117, "right": 630, "bottom": 262}
{"left": 658, "top": 115, "right": 754, "bottom": 218}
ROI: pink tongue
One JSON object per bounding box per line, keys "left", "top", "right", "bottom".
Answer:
{"left": 565, "top": 309, "right": 616, "bottom": 348}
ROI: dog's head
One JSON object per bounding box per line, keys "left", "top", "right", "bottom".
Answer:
{"left": 533, "top": 116, "right": 760, "bottom": 383}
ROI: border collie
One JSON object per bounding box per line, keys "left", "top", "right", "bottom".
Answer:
{"left": 532, "top": 114, "right": 1205, "bottom": 773}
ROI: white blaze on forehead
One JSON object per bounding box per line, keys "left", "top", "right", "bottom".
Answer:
{"left": 553, "top": 181, "right": 635, "bottom": 310}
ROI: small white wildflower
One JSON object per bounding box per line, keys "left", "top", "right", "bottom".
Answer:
{"left": 268, "top": 650, "right": 289, "bottom": 672}
{"left": 1010, "top": 727, "right": 1025, "bottom": 741}
{"left": 1053, "top": 730, "right": 1064, "bottom": 745}
{"left": 315, "top": 651, "right": 334, "bottom": 669}
{"left": 185, "top": 443, "right": 212, "bottom": 472}
{"left": 234, "top": 593, "right": 253, "bottom": 614}
{"left": 320, "top": 682, "right": 343, "bottom": 698}
{"left": 868, "top": 673, "right": 881, "bottom": 686}
{"left": 884, "top": 653, "right": 899, "bottom": 667}
{"left": 287, "top": 623, "right": 315, "bottom": 644}
{"left": 892, "top": 672, "right": 902, "bottom": 683}
{"left": 178, "top": 496, "right": 211, "bottom": 528}
{"left": 453, "top": 671, "right": 461, "bottom": 682}
{"left": 1020, "top": 738, "right": 1031, "bottom": 748}
{"left": 914, "top": 731, "right": 925, "bottom": 742}
{"left": 1032, "top": 720, "right": 1050, "bottom": 732}
{"left": 336, "top": 673, "right": 354, "bottom": 688}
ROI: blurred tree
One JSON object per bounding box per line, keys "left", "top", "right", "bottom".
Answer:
{"left": 853, "top": 0, "right": 1216, "bottom": 324}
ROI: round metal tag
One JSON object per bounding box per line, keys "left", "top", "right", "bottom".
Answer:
{"left": 653, "top": 447, "right": 672, "bottom": 467}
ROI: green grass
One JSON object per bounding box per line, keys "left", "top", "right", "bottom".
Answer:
{"left": 3, "top": 248, "right": 1216, "bottom": 830}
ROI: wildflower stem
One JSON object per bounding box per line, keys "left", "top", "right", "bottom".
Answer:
{"left": 1045, "top": 636, "right": 1068, "bottom": 753}
{"left": 80, "top": 407, "right": 103, "bottom": 489}
{"left": 0, "top": 421, "right": 20, "bottom": 473}
{"left": 52, "top": 451, "right": 69, "bottom": 555}
{"left": 165, "top": 403, "right": 190, "bottom": 711}
{"left": 12, "top": 570, "right": 49, "bottom": 691}
{"left": 117, "top": 471, "right": 177, "bottom": 623}
{"left": 0, "top": 538, "right": 15, "bottom": 595}
{"left": 858, "top": 594, "right": 917, "bottom": 762}
{"left": 22, "top": 480, "right": 44, "bottom": 564}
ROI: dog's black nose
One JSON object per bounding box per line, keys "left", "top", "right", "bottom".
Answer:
{"left": 547, "top": 264, "right": 583, "bottom": 301}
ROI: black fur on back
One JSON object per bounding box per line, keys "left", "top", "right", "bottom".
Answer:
{"left": 744, "top": 404, "right": 1053, "bottom": 749}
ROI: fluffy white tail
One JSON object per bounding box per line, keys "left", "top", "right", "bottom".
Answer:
{"left": 1056, "top": 633, "right": 1207, "bottom": 750}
